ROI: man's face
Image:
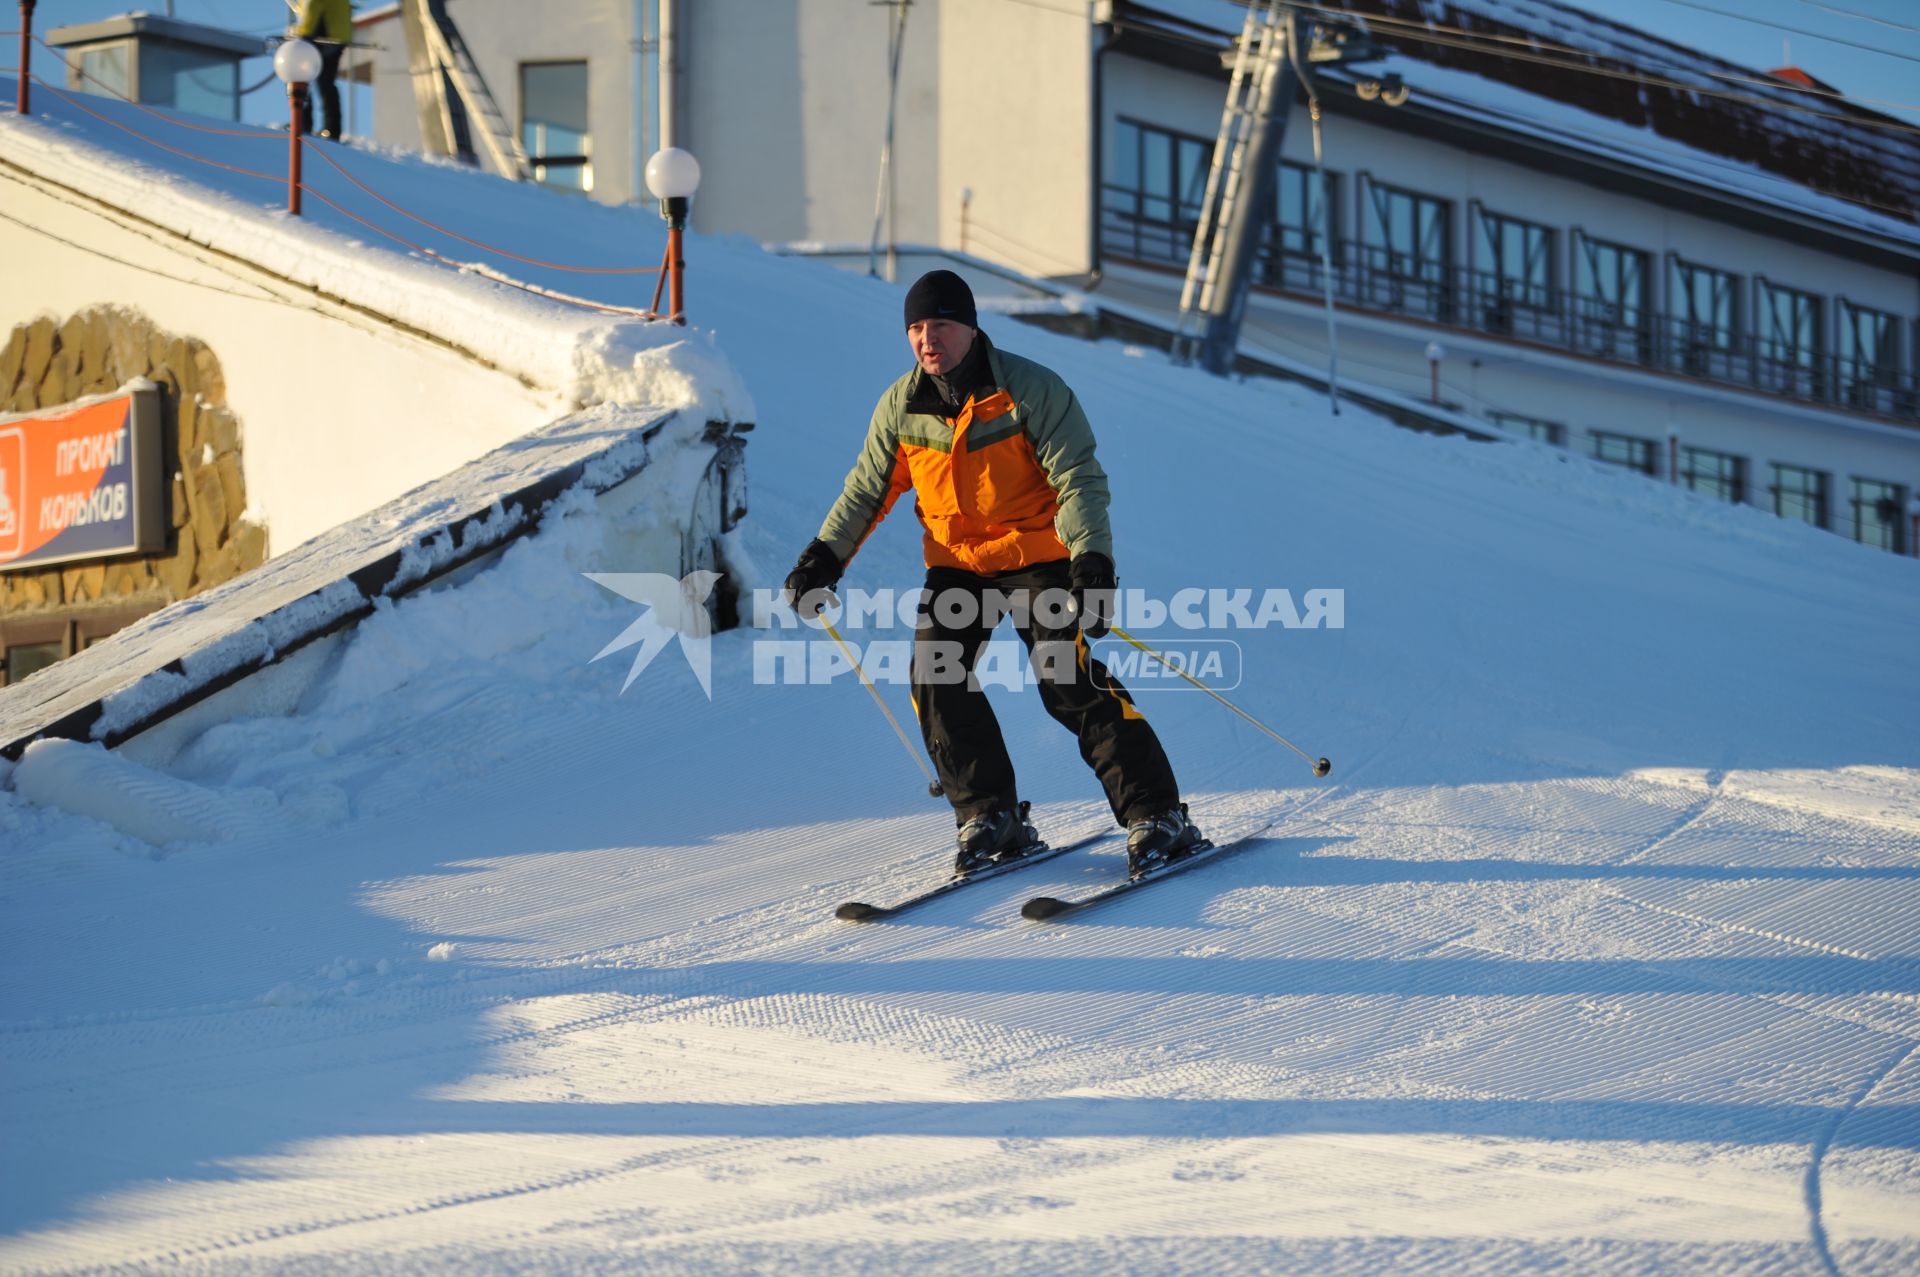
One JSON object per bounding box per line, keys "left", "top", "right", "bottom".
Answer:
{"left": 908, "top": 318, "right": 975, "bottom": 376}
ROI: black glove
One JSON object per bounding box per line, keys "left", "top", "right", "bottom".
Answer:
{"left": 1069, "top": 552, "right": 1116, "bottom": 639}
{"left": 783, "top": 539, "right": 843, "bottom": 619}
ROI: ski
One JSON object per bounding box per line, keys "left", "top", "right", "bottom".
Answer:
{"left": 1020, "top": 821, "right": 1279, "bottom": 921}
{"left": 836, "top": 831, "right": 1113, "bottom": 922}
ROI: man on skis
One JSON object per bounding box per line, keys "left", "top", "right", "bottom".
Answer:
{"left": 783, "top": 269, "right": 1203, "bottom": 878}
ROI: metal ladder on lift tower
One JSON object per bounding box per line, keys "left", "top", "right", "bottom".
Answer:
{"left": 1172, "top": 0, "right": 1291, "bottom": 363}
{"left": 400, "top": 0, "right": 532, "bottom": 182}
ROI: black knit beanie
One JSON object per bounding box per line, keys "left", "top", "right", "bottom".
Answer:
{"left": 903, "top": 270, "right": 978, "bottom": 330}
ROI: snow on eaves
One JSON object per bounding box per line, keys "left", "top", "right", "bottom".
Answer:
{"left": 1121, "top": 0, "right": 1919, "bottom": 246}
{"left": 0, "top": 402, "right": 681, "bottom": 754}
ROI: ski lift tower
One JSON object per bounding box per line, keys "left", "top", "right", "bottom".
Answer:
{"left": 1173, "top": 6, "right": 1387, "bottom": 376}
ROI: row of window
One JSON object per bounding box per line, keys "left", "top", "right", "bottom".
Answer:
{"left": 1487, "top": 413, "right": 1911, "bottom": 552}
{"left": 1103, "top": 118, "right": 1918, "bottom": 414}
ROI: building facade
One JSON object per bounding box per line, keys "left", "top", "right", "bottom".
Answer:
{"left": 351, "top": 0, "right": 1920, "bottom": 554}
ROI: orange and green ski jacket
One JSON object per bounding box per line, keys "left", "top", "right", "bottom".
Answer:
{"left": 817, "top": 338, "right": 1112, "bottom": 575}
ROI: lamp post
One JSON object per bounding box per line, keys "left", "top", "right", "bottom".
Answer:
{"left": 18, "top": 1, "right": 34, "bottom": 116}
{"left": 273, "top": 38, "right": 321, "bottom": 216}
{"left": 645, "top": 146, "right": 700, "bottom": 323}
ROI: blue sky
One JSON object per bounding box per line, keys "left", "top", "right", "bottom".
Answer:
{"left": 1607, "top": 0, "right": 1920, "bottom": 125}
{"left": 20, "top": 0, "right": 1920, "bottom": 129}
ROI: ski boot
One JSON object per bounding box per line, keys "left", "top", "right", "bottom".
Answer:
{"left": 954, "top": 800, "right": 1041, "bottom": 877}
{"left": 1126, "top": 803, "right": 1205, "bottom": 878}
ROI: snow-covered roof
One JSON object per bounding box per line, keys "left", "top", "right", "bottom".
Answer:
{"left": 1116, "top": 0, "right": 1919, "bottom": 247}
{"left": 0, "top": 405, "right": 677, "bottom": 759}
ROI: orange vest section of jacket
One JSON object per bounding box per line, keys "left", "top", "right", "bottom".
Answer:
{"left": 892, "top": 388, "right": 1072, "bottom": 574}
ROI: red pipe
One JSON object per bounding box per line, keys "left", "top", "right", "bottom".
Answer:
{"left": 668, "top": 225, "right": 685, "bottom": 323}
{"left": 18, "top": 1, "right": 34, "bottom": 116}
{"left": 288, "top": 83, "right": 307, "bottom": 215}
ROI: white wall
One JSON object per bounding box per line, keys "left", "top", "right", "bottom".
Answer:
{"left": 937, "top": 0, "right": 1094, "bottom": 280}
{"left": 363, "top": 0, "right": 948, "bottom": 247}
{"left": 1, "top": 174, "right": 562, "bottom": 557}
{"left": 683, "top": 0, "right": 942, "bottom": 247}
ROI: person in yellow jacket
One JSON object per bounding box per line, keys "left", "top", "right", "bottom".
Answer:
{"left": 785, "top": 270, "right": 1203, "bottom": 877}
{"left": 291, "top": 0, "right": 352, "bottom": 140}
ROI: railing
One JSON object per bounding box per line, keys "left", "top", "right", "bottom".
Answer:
{"left": 1099, "top": 194, "right": 1920, "bottom": 423}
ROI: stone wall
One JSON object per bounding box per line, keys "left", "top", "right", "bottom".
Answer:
{"left": 0, "top": 306, "right": 268, "bottom": 616}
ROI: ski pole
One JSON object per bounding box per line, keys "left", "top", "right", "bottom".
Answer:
{"left": 821, "top": 616, "right": 944, "bottom": 797}
{"left": 1106, "top": 624, "right": 1332, "bottom": 778}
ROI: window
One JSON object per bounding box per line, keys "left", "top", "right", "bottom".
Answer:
{"left": 1755, "top": 278, "right": 1823, "bottom": 397}
{"left": 76, "top": 44, "right": 131, "bottom": 100}
{"left": 521, "top": 62, "right": 591, "bottom": 193}
{"left": 1267, "top": 162, "right": 1344, "bottom": 266}
{"left": 1487, "top": 411, "right": 1563, "bottom": 445}
{"left": 145, "top": 43, "right": 238, "bottom": 120}
{"left": 1679, "top": 446, "right": 1745, "bottom": 504}
{"left": 1591, "top": 431, "right": 1656, "bottom": 475}
{"left": 1360, "top": 179, "right": 1452, "bottom": 321}
{"left": 2, "top": 639, "right": 63, "bottom": 686}
{"left": 1669, "top": 257, "right": 1739, "bottom": 374}
{"left": 1849, "top": 478, "right": 1906, "bottom": 552}
{"left": 1836, "top": 300, "right": 1901, "bottom": 411}
{"left": 1771, "top": 463, "right": 1829, "bottom": 529}
{"left": 1102, "top": 119, "right": 1211, "bottom": 267}
{"left": 1572, "top": 232, "right": 1650, "bottom": 363}
{"left": 1473, "top": 208, "right": 1553, "bottom": 333}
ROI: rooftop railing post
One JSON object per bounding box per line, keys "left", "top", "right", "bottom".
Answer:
{"left": 18, "top": 0, "right": 34, "bottom": 116}
{"left": 273, "top": 39, "right": 322, "bottom": 217}
{"left": 288, "top": 83, "right": 306, "bottom": 215}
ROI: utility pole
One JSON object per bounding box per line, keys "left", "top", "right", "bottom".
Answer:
{"left": 868, "top": 0, "right": 909, "bottom": 281}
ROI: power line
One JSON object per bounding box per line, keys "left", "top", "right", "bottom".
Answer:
{"left": 1632, "top": 0, "right": 1920, "bottom": 65}
{"left": 1270, "top": 2, "right": 1920, "bottom": 134}
{"left": 1787, "top": 0, "right": 1920, "bottom": 35}
{"left": 1278, "top": 0, "right": 1920, "bottom": 115}
{"left": 1399, "top": 77, "right": 1920, "bottom": 226}
{"left": 1298, "top": 9, "right": 1920, "bottom": 138}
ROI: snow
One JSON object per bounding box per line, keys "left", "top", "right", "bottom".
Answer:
{"left": 1129, "top": 0, "right": 1920, "bottom": 247}
{"left": 1343, "top": 54, "right": 1920, "bottom": 246}
{"left": 0, "top": 403, "right": 681, "bottom": 754}
{"left": 3, "top": 64, "right": 1920, "bottom": 1277}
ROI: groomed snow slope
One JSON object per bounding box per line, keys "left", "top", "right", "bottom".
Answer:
{"left": 3, "top": 87, "right": 1920, "bottom": 1275}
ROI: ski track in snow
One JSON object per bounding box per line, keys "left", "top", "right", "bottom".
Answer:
{"left": 2, "top": 84, "right": 1920, "bottom": 1275}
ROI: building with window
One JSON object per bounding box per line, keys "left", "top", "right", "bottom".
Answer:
{"left": 354, "top": 0, "right": 1920, "bottom": 555}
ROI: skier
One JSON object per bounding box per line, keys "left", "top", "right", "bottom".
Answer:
{"left": 290, "top": 0, "right": 353, "bottom": 141}
{"left": 784, "top": 269, "right": 1204, "bottom": 877}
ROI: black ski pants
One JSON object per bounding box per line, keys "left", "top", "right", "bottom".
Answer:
{"left": 912, "top": 560, "right": 1179, "bottom": 828}
{"left": 297, "top": 40, "right": 346, "bottom": 138}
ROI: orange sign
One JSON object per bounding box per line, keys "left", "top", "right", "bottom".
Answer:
{"left": 0, "top": 386, "right": 165, "bottom": 570}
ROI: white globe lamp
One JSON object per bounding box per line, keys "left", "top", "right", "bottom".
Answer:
{"left": 274, "top": 38, "right": 323, "bottom": 86}
{"left": 645, "top": 148, "right": 701, "bottom": 323}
